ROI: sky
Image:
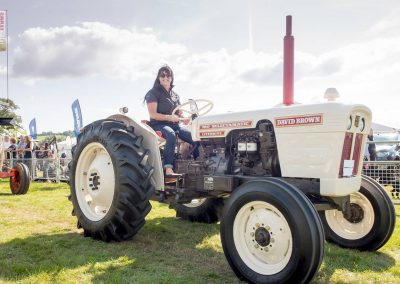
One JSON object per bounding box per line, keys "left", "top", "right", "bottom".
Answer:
{"left": 0, "top": 0, "right": 400, "bottom": 133}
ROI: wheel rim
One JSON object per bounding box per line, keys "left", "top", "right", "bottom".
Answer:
{"left": 11, "top": 179, "right": 21, "bottom": 192}
{"left": 325, "top": 191, "right": 374, "bottom": 240}
{"left": 10, "top": 170, "right": 21, "bottom": 193}
{"left": 233, "top": 201, "right": 292, "bottom": 275}
{"left": 183, "top": 198, "right": 207, "bottom": 208}
{"left": 75, "top": 142, "right": 115, "bottom": 221}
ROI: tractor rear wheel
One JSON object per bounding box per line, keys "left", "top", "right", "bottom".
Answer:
{"left": 220, "top": 179, "right": 324, "bottom": 284}
{"left": 10, "top": 163, "right": 30, "bottom": 195}
{"left": 70, "top": 119, "right": 155, "bottom": 242}
{"left": 174, "top": 197, "right": 223, "bottom": 223}
{"left": 319, "top": 175, "right": 395, "bottom": 251}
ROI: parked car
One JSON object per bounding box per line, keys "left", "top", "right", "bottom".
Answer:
{"left": 375, "top": 144, "right": 400, "bottom": 161}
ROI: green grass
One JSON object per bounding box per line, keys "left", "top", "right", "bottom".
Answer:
{"left": 0, "top": 180, "right": 399, "bottom": 283}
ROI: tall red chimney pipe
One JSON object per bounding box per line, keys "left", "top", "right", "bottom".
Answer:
{"left": 283, "top": 15, "right": 294, "bottom": 105}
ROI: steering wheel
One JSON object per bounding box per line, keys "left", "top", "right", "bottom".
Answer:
{"left": 172, "top": 99, "right": 214, "bottom": 121}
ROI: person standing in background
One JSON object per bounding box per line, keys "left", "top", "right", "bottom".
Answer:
{"left": 368, "top": 128, "right": 376, "bottom": 161}
{"left": 18, "top": 136, "right": 33, "bottom": 176}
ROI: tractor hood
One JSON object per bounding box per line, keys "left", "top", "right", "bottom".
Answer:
{"left": 191, "top": 102, "right": 371, "bottom": 140}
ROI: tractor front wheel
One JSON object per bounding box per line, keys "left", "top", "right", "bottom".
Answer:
{"left": 320, "top": 175, "right": 395, "bottom": 251}
{"left": 220, "top": 179, "right": 324, "bottom": 284}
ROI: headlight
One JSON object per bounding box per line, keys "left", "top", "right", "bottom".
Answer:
{"left": 347, "top": 115, "right": 352, "bottom": 130}
{"left": 359, "top": 117, "right": 365, "bottom": 132}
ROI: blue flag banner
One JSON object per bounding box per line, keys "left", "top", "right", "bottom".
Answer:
{"left": 29, "top": 118, "right": 37, "bottom": 140}
{"left": 71, "top": 99, "right": 83, "bottom": 137}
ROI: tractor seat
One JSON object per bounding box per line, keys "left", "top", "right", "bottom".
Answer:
{"left": 141, "top": 120, "right": 163, "bottom": 138}
{"left": 141, "top": 120, "right": 183, "bottom": 140}
{"left": 140, "top": 120, "right": 184, "bottom": 149}
{"left": 155, "top": 131, "right": 163, "bottom": 138}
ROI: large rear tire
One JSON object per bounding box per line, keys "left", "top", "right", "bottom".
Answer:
{"left": 70, "top": 119, "right": 155, "bottom": 242}
{"left": 174, "top": 197, "right": 223, "bottom": 223}
{"left": 10, "top": 163, "right": 30, "bottom": 195}
{"left": 319, "top": 175, "right": 395, "bottom": 251}
{"left": 221, "top": 179, "right": 324, "bottom": 284}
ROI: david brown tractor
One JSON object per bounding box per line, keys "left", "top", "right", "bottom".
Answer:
{"left": 69, "top": 17, "right": 395, "bottom": 284}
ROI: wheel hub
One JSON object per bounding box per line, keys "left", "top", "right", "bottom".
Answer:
{"left": 345, "top": 203, "right": 364, "bottom": 223}
{"left": 254, "top": 227, "right": 271, "bottom": 247}
{"left": 324, "top": 191, "right": 375, "bottom": 240}
{"left": 89, "top": 173, "right": 100, "bottom": 190}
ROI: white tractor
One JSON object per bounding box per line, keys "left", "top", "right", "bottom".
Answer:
{"left": 69, "top": 16, "right": 395, "bottom": 284}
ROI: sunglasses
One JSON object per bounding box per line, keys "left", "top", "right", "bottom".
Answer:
{"left": 160, "top": 72, "right": 172, "bottom": 78}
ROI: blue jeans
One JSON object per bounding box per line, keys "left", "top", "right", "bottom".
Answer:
{"left": 151, "top": 123, "right": 199, "bottom": 169}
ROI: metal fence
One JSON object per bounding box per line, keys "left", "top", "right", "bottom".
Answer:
{"left": 362, "top": 161, "right": 400, "bottom": 202}
{"left": 363, "top": 138, "right": 400, "bottom": 203}
{"left": 3, "top": 157, "right": 71, "bottom": 182}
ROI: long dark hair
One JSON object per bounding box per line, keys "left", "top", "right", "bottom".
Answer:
{"left": 153, "top": 65, "right": 174, "bottom": 89}
{"left": 144, "top": 65, "right": 175, "bottom": 104}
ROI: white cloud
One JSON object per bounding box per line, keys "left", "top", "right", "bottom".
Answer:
{"left": 12, "top": 22, "right": 343, "bottom": 86}
{"left": 365, "top": 8, "right": 400, "bottom": 38}
{"left": 12, "top": 22, "right": 187, "bottom": 81}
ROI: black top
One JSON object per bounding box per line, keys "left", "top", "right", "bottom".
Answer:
{"left": 368, "top": 135, "right": 376, "bottom": 161}
{"left": 24, "top": 142, "right": 32, "bottom": 159}
{"left": 145, "top": 84, "right": 180, "bottom": 126}
{"left": 7, "top": 144, "right": 17, "bottom": 159}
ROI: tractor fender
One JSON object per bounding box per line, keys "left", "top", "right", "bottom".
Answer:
{"left": 107, "top": 114, "right": 164, "bottom": 191}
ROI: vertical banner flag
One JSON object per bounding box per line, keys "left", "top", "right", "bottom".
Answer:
{"left": 29, "top": 118, "right": 37, "bottom": 140}
{"left": 0, "top": 10, "right": 6, "bottom": 52}
{"left": 71, "top": 99, "right": 83, "bottom": 137}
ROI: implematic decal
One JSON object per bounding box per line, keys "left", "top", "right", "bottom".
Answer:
{"left": 275, "top": 114, "right": 323, "bottom": 127}
{"left": 200, "top": 120, "right": 253, "bottom": 130}
{"left": 200, "top": 131, "right": 225, "bottom": 137}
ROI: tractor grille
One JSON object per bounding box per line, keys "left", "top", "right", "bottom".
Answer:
{"left": 352, "top": 133, "right": 364, "bottom": 175}
{"left": 339, "top": 132, "right": 365, "bottom": 177}
{"left": 339, "top": 132, "right": 353, "bottom": 177}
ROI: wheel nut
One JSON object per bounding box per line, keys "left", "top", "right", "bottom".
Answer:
{"left": 250, "top": 232, "right": 255, "bottom": 237}
{"left": 256, "top": 223, "right": 260, "bottom": 228}
{"left": 254, "top": 244, "right": 259, "bottom": 249}
{"left": 266, "top": 225, "right": 270, "bottom": 230}
{"left": 271, "top": 238, "right": 275, "bottom": 243}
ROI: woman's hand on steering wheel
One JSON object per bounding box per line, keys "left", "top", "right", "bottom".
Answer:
{"left": 172, "top": 99, "right": 214, "bottom": 123}
{"left": 181, "top": 117, "right": 191, "bottom": 125}
{"left": 169, "top": 114, "right": 180, "bottom": 123}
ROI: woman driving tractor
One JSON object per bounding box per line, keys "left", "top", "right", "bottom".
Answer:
{"left": 144, "top": 65, "right": 199, "bottom": 176}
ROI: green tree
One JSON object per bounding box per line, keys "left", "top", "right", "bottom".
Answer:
{"left": 62, "top": 130, "right": 74, "bottom": 137}
{"left": 0, "top": 98, "right": 22, "bottom": 134}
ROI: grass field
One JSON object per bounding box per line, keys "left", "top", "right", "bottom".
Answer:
{"left": 0, "top": 180, "right": 399, "bottom": 283}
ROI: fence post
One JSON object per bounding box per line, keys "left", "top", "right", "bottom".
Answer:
{"left": 56, "top": 156, "right": 60, "bottom": 183}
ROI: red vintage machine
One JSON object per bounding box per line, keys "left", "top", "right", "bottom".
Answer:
{"left": 0, "top": 117, "right": 30, "bottom": 194}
